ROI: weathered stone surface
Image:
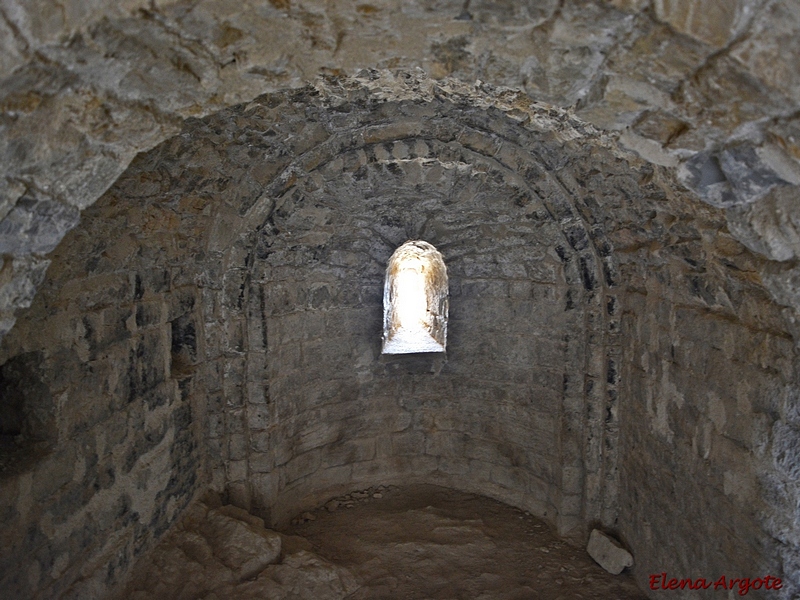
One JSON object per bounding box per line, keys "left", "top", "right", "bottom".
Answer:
{"left": 0, "top": 0, "right": 798, "bottom": 341}
{"left": 719, "top": 145, "right": 791, "bottom": 204}
{"left": 0, "top": 0, "right": 153, "bottom": 51}
{"left": 762, "top": 263, "right": 800, "bottom": 311}
{"left": 727, "top": 186, "right": 800, "bottom": 262}
{"left": 773, "top": 422, "right": 800, "bottom": 480}
{"left": 0, "top": 255, "right": 49, "bottom": 310}
{"left": 679, "top": 151, "right": 738, "bottom": 208}
{"left": 199, "top": 505, "right": 281, "bottom": 579}
{"left": 652, "top": 0, "right": 755, "bottom": 48}
{"left": 679, "top": 146, "right": 793, "bottom": 209}
{"left": 0, "top": 195, "right": 79, "bottom": 255}
{"left": 0, "top": 13, "right": 798, "bottom": 599}
{"left": 121, "top": 501, "right": 356, "bottom": 600}
{"left": 731, "top": 0, "right": 800, "bottom": 102}
{"left": 0, "top": 179, "right": 25, "bottom": 223}
{"left": 587, "top": 529, "right": 633, "bottom": 574}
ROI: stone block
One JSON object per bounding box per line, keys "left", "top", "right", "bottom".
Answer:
{"left": 463, "top": 456, "right": 491, "bottom": 482}
{"left": 323, "top": 439, "right": 376, "bottom": 467}
{"left": 773, "top": 422, "right": 800, "bottom": 480}
{"left": 386, "top": 454, "right": 438, "bottom": 478}
{"left": 490, "top": 465, "right": 530, "bottom": 491}
{"left": 250, "top": 451, "right": 274, "bottom": 474}
{"left": 559, "top": 493, "right": 583, "bottom": 517}
{"left": 0, "top": 195, "right": 80, "bottom": 256}
{"left": 228, "top": 434, "right": 248, "bottom": 462}
{"left": 653, "top": 0, "right": 747, "bottom": 48}
{"left": 249, "top": 472, "right": 277, "bottom": 502}
{"left": 227, "top": 460, "right": 248, "bottom": 483}
{"left": 424, "top": 431, "right": 468, "bottom": 458}
{"left": 586, "top": 529, "right": 634, "bottom": 574}
{"left": 437, "top": 457, "right": 470, "bottom": 476}
{"left": 134, "top": 301, "right": 163, "bottom": 330}
{"left": 199, "top": 505, "right": 281, "bottom": 579}
{"left": 208, "top": 413, "right": 225, "bottom": 440}
{"left": 284, "top": 450, "right": 322, "bottom": 485}
{"left": 727, "top": 186, "right": 800, "bottom": 262}
{"left": 390, "top": 430, "right": 427, "bottom": 456}
{"left": 0, "top": 257, "right": 52, "bottom": 319}
{"left": 246, "top": 404, "right": 270, "bottom": 432}
{"left": 166, "top": 287, "right": 197, "bottom": 321}
{"left": 730, "top": 0, "right": 800, "bottom": 101}
{"left": 31, "top": 446, "right": 76, "bottom": 502}
{"left": 525, "top": 475, "right": 552, "bottom": 504}
{"left": 293, "top": 422, "right": 341, "bottom": 455}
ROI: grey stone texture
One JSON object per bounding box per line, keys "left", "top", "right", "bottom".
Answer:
{"left": 0, "top": 0, "right": 799, "bottom": 338}
{"left": 119, "top": 500, "right": 357, "bottom": 599}
{"left": 0, "top": 71, "right": 798, "bottom": 600}
{"left": 587, "top": 528, "right": 634, "bottom": 574}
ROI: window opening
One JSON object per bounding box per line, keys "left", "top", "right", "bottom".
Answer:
{"left": 382, "top": 240, "right": 448, "bottom": 354}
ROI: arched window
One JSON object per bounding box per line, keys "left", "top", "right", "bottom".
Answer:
{"left": 382, "top": 241, "right": 448, "bottom": 354}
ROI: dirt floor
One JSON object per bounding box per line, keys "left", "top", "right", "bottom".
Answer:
{"left": 285, "top": 484, "right": 647, "bottom": 600}
{"left": 121, "top": 483, "right": 648, "bottom": 599}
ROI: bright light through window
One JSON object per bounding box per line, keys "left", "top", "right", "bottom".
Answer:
{"left": 382, "top": 241, "right": 448, "bottom": 355}
{"left": 394, "top": 263, "right": 427, "bottom": 331}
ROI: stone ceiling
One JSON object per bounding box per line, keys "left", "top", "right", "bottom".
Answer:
{"left": 0, "top": 0, "right": 799, "bottom": 340}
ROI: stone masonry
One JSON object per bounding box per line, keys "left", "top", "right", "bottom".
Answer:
{"left": 0, "top": 72, "right": 797, "bottom": 599}
{"left": 1, "top": 0, "right": 799, "bottom": 338}
{"left": 0, "top": 1, "right": 799, "bottom": 599}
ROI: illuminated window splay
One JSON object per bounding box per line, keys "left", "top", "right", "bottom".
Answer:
{"left": 382, "top": 240, "right": 448, "bottom": 354}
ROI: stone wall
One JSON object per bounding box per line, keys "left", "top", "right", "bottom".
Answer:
{"left": 621, "top": 290, "right": 795, "bottom": 597}
{"left": 0, "top": 75, "right": 622, "bottom": 596}
{"left": 604, "top": 157, "right": 800, "bottom": 596}
{"left": 182, "top": 76, "right": 628, "bottom": 540}
{"left": 231, "top": 132, "right": 585, "bottom": 528}
{"left": 0, "top": 190, "right": 207, "bottom": 597}
{"left": 0, "top": 72, "right": 799, "bottom": 599}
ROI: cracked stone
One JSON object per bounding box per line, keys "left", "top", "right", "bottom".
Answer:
{"left": 0, "top": 195, "right": 80, "bottom": 255}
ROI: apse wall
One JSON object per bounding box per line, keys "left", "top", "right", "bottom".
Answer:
{"left": 59, "top": 73, "right": 622, "bottom": 544}
{"left": 236, "top": 138, "right": 585, "bottom": 526}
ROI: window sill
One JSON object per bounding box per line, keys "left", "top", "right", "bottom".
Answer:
{"left": 379, "top": 351, "right": 447, "bottom": 375}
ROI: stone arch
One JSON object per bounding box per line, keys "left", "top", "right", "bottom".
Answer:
{"left": 0, "top": 75, "right": 631, "bottom": 554}
{"left": 2, "top": 72, "right": 794, "bottom": 599}
{"left": 195, "top": 75, "right": 624, "bottom": 534}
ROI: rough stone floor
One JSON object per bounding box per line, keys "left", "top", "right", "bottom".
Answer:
{"left": 123, "top": 484, "right": 647, "bottom": 600}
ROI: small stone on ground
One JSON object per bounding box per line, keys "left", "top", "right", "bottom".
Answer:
{"left": 586, "top": 528, "right": 634, "bottom": 575}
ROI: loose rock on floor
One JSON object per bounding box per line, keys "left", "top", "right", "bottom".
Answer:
{"left": 120, "top": 501, "right": 357, "bottom": 600}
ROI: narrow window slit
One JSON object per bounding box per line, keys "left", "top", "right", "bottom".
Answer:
{"left": 382, "top": 240, "right": 448, "bottom": 355}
